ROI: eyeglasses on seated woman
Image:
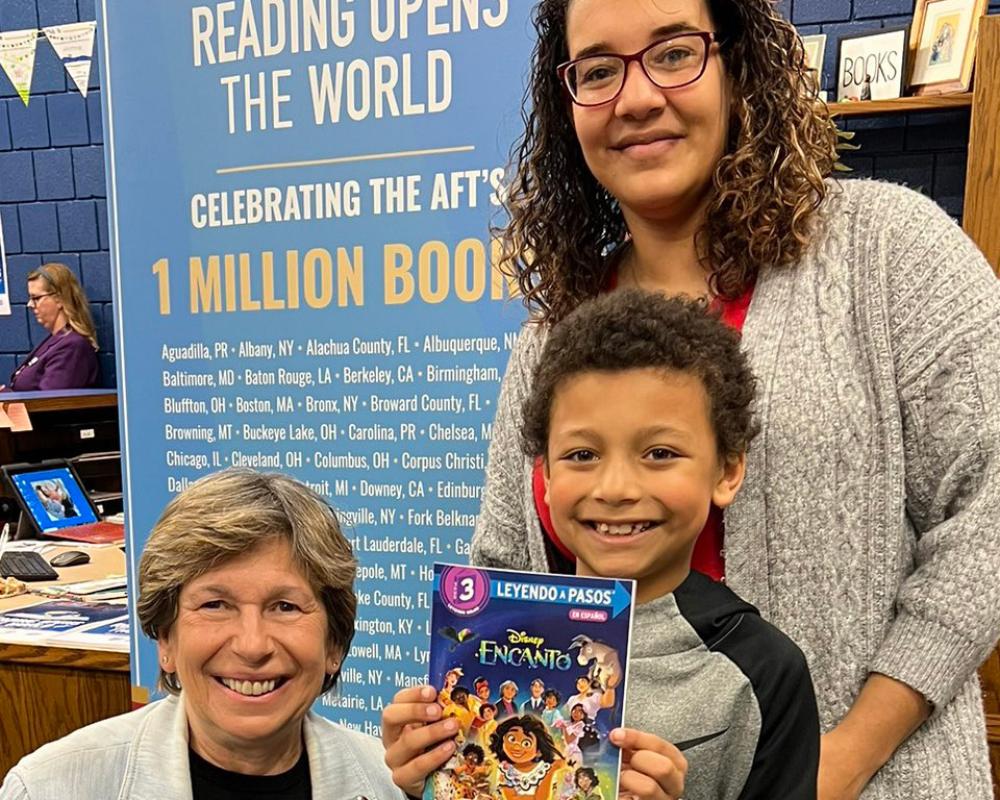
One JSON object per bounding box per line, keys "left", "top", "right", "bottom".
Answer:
{"left": 2, "top": 263, "right": 100, "bottom": 393}
{"left": 0, "top": 468, "right": 404, "bottom": 800}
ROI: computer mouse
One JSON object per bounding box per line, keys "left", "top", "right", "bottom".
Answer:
{"left": 50, "top": 550, "right": 91, "bottom": 568}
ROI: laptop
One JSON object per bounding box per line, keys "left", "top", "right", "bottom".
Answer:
{"left": 2, "top": 460, "right": 124, "bottom": 544}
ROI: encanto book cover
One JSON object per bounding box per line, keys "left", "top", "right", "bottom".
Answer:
{"left": 424, "top": 563, "right": 635, "bottom": 800}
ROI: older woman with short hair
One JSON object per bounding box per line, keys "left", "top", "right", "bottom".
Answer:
{"left": 0, "top": 468, "right": 403, "bottom": 800}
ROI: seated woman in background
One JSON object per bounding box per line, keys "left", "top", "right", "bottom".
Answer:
{"left": 0, "top": 468, "right": 403, "bottom": 800}
{"left": 3, "top": 263, "right": 99, "bottom": 391}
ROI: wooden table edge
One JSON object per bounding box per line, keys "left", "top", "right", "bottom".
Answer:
{"left": 0, "top": 641, "right": 129, "bottom": 672}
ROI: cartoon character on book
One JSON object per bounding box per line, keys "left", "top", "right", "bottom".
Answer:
{"left": 569, "top": 636, "right": 621, "bottom": 692}
{"left": 540, "top": 689, "right": 565, "bottom": 744}
{"left": 452, "top": 744, "right": 492, "bottom": 800}
{"left": 470, "top": 676, "right": 491, "bottom": 714}
{"left": 563, "top": 676, "right": 614, "bottom": 720}
{"left": 490, "top": 715, "right": 567, "bottom": 800}
{"left": 442, "top": 685, "right": 475, "bottom": 738}
{"left": 469, "top": 702, "right": 498, "bottom": 746}
{"left": 555, "top": 703, "right": 587, "bottom": 767}
{"left": 556, "top": 766, "right": 576, "bottom": 800}
{"left": 571, "top": 767, "right": 604, "bottom": 800}
{"left": 439, "top": 625, "right": 479, "bottom": 652}
{"left": 520, "top": 678, "right": 546, "bottom": 715}
{"left": 496, "top": 679, "right": 520, "bottom": 719}
{"left": 439, "top": 667, "right": 464, "bottom": 706}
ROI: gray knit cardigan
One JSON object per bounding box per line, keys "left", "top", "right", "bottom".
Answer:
{"left": 470, "top": 179, "right": 1000, "bottom": 799}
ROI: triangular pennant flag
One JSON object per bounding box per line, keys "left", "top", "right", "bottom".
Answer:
{"left": 0, "top": 29, "right": 39, "bottom": 106}
{"left": 43, "top": 21, "right": 96, "bottom": 97}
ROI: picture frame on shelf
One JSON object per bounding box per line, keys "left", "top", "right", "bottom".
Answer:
{"left": 909, "top": 0, "right": 987, "bottom": 95}
{"left": 836, "top": 27, "right": 909, "bottom": 103}
{"left": 801, "top": 33, "right": 827, "bottom": 100}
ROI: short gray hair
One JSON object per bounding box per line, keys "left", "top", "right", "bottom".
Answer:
{"left": 137, "top": 468, "right": 357, "bottom": 695}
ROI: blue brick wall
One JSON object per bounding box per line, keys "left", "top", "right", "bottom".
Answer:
{"left": 787, "top": 0, "right": 1000, "bottom": 219}
{"left": 0, "top": 0, "right": 112, "bottom": 388}
{"left": 2, "top": 2, "right": 997, "bottom": 390}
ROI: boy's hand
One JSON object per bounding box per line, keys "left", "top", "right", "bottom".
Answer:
{"left": 610, "top": 727, "right": 687, "bottom": 800}
{"left": 381, "top": 685, "right": 459, "bottom": 797}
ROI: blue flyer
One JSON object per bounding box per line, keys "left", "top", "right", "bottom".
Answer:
{"left": 0, "top": 600, "right": 126, "bottom": 636}
{"left": 425, "top": 564, "right": 635, "bottom": 800}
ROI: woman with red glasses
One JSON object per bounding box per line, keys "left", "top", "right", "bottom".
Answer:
{"left": 385, "top": 1, "right": 1000, "bottom": 799}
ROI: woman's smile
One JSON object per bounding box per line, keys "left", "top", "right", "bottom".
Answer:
{"left": 215, "top": 675, "right": 289, "bottom": 699}
{"left": 612, "top": 131, "right": 685, "bottom": 160}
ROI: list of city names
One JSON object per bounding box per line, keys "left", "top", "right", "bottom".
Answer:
{"left": 158, "top": 330, "right": 515, "bottom": 733}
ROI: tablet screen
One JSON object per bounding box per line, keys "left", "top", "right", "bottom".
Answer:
{"left": 8, "top": 466, "right": 99, "bottom": 533}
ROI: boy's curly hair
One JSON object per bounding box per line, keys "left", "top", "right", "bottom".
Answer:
{"left": 521, "top": 290, "right": 758, "bottom": 460}
{"left": 499, "top": 0, "right": 837, "bottom": 324}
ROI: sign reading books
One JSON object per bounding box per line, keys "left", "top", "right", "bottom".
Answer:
{"left": 837, "top": 27, "right": 909, "bottom": 102}
{"left": 425, "top": 564, "right": 636, "bottom": 800}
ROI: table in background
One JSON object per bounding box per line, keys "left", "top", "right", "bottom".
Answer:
{"left": 0, "top": 544, "right": 130, "bottom": 776}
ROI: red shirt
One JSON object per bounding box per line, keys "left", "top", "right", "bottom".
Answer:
{"left": 530, "top": 284, "right": 754, "bottom": 582}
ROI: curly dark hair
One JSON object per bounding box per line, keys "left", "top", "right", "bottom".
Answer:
{"left": 521, "top": 290, "right": 757, "bottom": 460}
{"left": 498, "top": 0, "right": 837, "bottom": 324}
{"left": 462, "top": 744, "right": 486, "bottom": 764}
{"left": 575, "top": 766, "right": 600, "bottom": 788}
{"left": 490, "top": 715, "right": 564, "bottom": 764}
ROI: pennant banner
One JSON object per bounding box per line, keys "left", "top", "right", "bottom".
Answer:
{"left": 0, "top": 29, "right": 38, "bottom": 106}
{"left": 43, "top": 21, "right": 96, "bottom": 98}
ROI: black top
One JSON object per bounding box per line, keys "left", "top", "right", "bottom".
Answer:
{"left": 189, "top": 746, "right": 311, "bottom": 800}
{"left": 672, "top": 571, "right": 820, "bottom": 799}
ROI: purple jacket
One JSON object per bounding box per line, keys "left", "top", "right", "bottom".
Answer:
{"left": 8, "top": 328, "right": 100, "bottom": 391}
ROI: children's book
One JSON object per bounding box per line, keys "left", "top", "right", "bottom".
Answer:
{"left": 425, "top": 564, "right": 635, "bottom": 800}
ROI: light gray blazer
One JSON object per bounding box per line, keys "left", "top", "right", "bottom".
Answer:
{"left": 471, "top": 179, "right": 1000, "bottom": 799}
{"left": 0, "top": 695, "right": 403, "bottom": 800}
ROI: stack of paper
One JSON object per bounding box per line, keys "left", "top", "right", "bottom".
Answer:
{"left": 0, "top": 599, "right": 128, "bottom": 651}
{"left": 36, "top": 576, "right": 127, "bottom": 605}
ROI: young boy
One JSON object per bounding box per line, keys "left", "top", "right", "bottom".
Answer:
{"left": 383, "top": 291, "right": 819, "bottom": 799}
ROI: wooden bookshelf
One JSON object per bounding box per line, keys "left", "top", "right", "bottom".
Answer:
{"left": 826, "top": 92, "right": 973, "bottom": 117}
{"left": 964, "top": 17, "right": 1000, "bottom": 798}
{"left": 964, "top": 18, "right": 1000, "bottom": 273}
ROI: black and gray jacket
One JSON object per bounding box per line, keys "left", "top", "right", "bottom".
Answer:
{"left": 625, "top": 571, "right": 819, "bottom": 800}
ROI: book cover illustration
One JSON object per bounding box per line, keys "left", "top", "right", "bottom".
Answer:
{"left": 425, "top": 564, "right": 635, "bottom": 800}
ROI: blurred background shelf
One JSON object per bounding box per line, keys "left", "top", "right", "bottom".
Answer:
{"left": 826, "top": 93, "right": 973, "bottom": 117}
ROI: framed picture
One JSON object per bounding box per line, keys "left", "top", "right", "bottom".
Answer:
{"left": 836, "top": 27, "right": 909, "bottom": 103}
{"left": 801, "top": 34, "right": 827, "bottom": 99}
{"left": 909, "top": 0, "right": 987, "bottom": 95}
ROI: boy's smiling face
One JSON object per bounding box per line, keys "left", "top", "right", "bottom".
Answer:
{"left": 544, "top": 367, "right": 744, "bottom": 603}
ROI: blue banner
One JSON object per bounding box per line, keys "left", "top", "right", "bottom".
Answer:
{"left": 97, "top": 0, "right": 533, "bottom": 731}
